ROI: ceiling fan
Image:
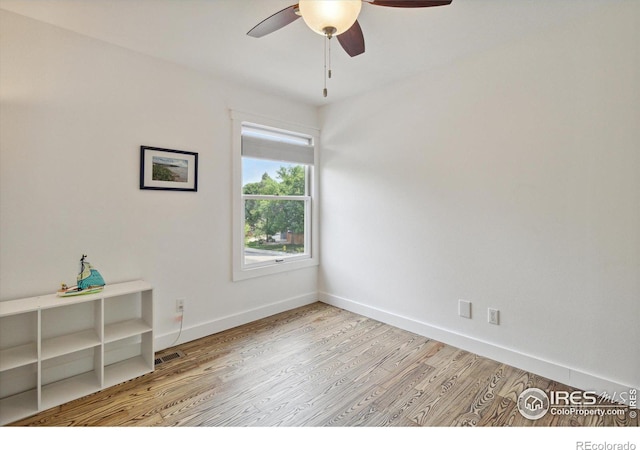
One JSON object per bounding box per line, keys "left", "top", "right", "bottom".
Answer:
{"left": 247, "top": 0, "right": 452, "bottom": 57}
{"left": 247, "top": 0, "right": 452, "bottom": 97}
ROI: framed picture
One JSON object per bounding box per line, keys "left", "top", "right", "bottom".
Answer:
{"left": 140, "top": 146, "right": 198, "bottom": 192}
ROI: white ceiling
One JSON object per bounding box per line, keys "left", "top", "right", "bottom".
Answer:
{"left": 0, "top": 0, "right": 616, "bottom": 106}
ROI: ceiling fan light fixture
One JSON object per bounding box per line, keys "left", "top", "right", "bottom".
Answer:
{"left": 298, "top": 0, "right": 362, "bottom": 37}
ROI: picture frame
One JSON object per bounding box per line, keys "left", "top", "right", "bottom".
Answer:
{"left": 140, "top": 146, "right": 198, "bottom": 192}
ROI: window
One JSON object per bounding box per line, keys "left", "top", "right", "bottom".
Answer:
{"left": 231, "top": 111, "right": 319, "bottom": 280}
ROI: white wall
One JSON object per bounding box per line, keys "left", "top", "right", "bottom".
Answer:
{"left": 0, "top": 10, "right": 319, "bottom": 348}
{"left": 319, "top": 3, "right": 639, "bottom": 394}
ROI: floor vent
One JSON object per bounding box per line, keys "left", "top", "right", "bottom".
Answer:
{"left": 155, "top": 350, "right": 185, "bottom": 366}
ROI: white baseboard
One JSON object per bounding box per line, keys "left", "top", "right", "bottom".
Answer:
{"left": 154, "top": 291, "right": 318, "bottom": 350}
{"left": 319, "top": 291, "right": 637, "bottom": 406}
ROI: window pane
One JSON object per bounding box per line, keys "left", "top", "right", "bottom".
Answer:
{"left": 242, "top": 158, "right": 306, "bottom": 196}
{"left": 244, "top": 199, "right": 306, "bottom": 266}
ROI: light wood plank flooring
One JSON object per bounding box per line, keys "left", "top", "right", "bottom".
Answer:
{"left": 9, "top": 303, "right": 638, "bottom": 427}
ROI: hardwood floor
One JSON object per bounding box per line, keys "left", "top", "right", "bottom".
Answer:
{"left": 8, "top": 302, "right": 638, "bottom": 427}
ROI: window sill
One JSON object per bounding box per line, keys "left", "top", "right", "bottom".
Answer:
{"left": 232, "top": 257, "right": 318, "bottom": 281}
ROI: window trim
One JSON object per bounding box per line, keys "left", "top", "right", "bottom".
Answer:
{"left": 231, "top": 110, "right": 319, "bottom": 281}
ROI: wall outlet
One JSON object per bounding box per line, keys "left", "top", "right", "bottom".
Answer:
{"left": 176, "top": 298, "right": 185, "bottom": 313}
{"left": 488, "top": 308, "right": 499, "bottom": 325}
{"left": 458, "top": 299, "right": 472, "bottom": 319}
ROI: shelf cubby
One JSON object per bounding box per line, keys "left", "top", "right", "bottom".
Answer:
{"left": 0, "top": 343, "right": 38, "bottom": 372}
{"left": 0, "top": 310, "right": 38, "bottom": 373}
{"left": 0, "top": 389, "right": 39, "bottom": 426}
{"left": 41, "top": 370, "right": 101, "bottom": 411}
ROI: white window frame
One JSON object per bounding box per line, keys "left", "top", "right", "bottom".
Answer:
{"left": 231, "top": 110, "right": 319, "bottom": 281}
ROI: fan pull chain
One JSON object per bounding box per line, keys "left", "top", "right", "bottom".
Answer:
{"left": 323, "top": 32, "right": 335, "bottom": 98}
{"left": 328, "top": 36, "right": 332, "bottom": 80}
{"left": 322, "top": 26, "right": 336, "bottom": 98}
{"left": 323, "top": 37, "right": 328, "bottom": 97}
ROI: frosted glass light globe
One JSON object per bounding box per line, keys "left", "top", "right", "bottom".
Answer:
{"left": 298, "top": 0, "right": 362, "bottom": 36}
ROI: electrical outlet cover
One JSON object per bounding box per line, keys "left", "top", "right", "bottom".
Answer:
{"left": 488, "top": 308, "right": 499, "bottom": 325}
{"left": 459, "top": 300, "right": 471, "bottom": 319}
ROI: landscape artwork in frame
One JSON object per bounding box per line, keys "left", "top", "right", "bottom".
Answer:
{"left": 140, "top": 146, "right": 198, "bottom": 191}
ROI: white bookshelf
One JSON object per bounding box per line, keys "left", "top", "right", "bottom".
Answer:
{"left": 0, "top": 280, "right": 153, "bottom": 425}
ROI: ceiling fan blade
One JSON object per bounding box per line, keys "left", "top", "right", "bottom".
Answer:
{"left": 366, "top": 0, "right": 452, "bottom": 7}
{"left": 337, "top": 20, "right": 365, "bottom": 57}
{"left": 247, "top": 4, "right": 300, "bottom": 38}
